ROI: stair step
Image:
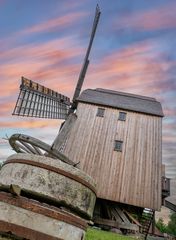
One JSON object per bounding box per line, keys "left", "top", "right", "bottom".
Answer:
{"left": 141, "top": 209, "right": 155, "bottom": 239}
{"left": 144, "top": 223, "right": 150, "bottom": 227}
{"left": 143, "top": 224, "right": 150, "bottom": 227}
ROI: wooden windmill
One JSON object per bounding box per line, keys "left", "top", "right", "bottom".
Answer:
{"left": 8, "top": 4, "right": 166, "bottom": 237}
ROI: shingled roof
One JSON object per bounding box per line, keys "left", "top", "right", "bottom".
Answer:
{"left": 77, "top": 88, "right": 164, "bottom": 117}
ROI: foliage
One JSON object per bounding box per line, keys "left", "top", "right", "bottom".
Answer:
{"left": 167, "top": 212, "right": 176, "bottom": 236}
{"left": 155, "top": 213, "right": 176, "bottom": 236}
{"left": 155, "top": 218, "right": 167, "bottom": 233}
{"left": 85, "top": 228, "right": 135, "bottom": 240}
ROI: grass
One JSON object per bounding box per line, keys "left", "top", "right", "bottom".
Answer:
{"left": 85, "top": 227, "right": 136, "bottom": 240}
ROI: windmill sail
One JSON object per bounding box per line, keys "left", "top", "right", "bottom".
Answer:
{"left": 12, "top": 5, "right": 101, "bottom": 119}
{"left": 13, "top": 77, "right": 70, "bottom": 119}
{"left": 70, "top": 4, "right": 101, "bottom": 112}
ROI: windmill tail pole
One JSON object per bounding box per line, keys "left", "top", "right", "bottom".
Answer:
{"left": 69, "top": 4, "right": 101, "bottom": 113}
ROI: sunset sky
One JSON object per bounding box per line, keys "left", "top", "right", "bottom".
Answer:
{"left": 0, "top": 0, "right": 175, "bottom": 179}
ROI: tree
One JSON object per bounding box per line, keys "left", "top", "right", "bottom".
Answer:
{"left": 167, "top": 212, "right": 176, "bottom": 236}
{"left": 156, "top": 218, "right": 167, "bottom": 233}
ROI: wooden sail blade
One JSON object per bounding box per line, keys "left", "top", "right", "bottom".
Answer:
{"left": 12, "top": 77, "right": 70, "bottom": 119}
{"left": 70, "top": 4, "right": 101, "bottom": 112}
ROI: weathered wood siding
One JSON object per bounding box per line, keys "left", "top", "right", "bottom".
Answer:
{"left": 63, "top": 103, "right": 162, "bottom": 210}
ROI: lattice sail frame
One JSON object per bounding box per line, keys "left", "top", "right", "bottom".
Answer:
{"left": 13, "top": 77, "right": 70, "bottom": 119}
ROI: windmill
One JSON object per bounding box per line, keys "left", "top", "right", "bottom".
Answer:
{"left": 6, "top": 4, "right": 165, "bottom": 237}
{"left": 10, "top": 5, "right": 101, "bottom": 164}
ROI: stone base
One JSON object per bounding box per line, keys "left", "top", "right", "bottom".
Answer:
{"left": 0, "top": 192, "right": 86, "bottom": 240}
{"left": 0, "top": 153, "right": 96, "bottom": 219}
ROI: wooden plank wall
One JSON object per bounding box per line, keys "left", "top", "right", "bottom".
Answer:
{"left": 63, "top": 103, "right": 162, "bottom": 210}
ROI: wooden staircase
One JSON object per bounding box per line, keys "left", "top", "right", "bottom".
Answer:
{"left": 141, "top": 208, "right": 155, "bottom": 240}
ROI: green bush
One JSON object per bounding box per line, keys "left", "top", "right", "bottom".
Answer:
{"left": 167, "top": 212, "right": 176, "bottom": 236}
{"left": 155, "top": 218, "right": 167, "bottom": 233}
{"left": 155, "top": 213, "right": 176, "bottom": 237}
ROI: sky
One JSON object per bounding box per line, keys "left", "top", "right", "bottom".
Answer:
{"left": 0, "top": 0, "right": 175, "bottom": 179}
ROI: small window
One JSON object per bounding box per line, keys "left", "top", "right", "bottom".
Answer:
{"left": 114, "top": 140, "right": 123, "bottom": 152}
{"left": 97, "top": 108, "right": 105, "bottom": 117}
{"left": 118, "top": 112, "right": 126, "bottom": 121}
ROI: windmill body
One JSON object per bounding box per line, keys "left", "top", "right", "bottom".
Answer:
{"left": 62, "top": 88, "right": 163, "bottom": 211}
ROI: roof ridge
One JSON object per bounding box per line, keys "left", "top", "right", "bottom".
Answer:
{"left": 95, "top": 88, "right": 157, "bottom": 102}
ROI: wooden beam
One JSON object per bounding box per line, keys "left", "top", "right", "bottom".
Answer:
{"left": 71, "top": 5, "right": 101, "bottom": 111}
{"left": 51, "top": 113, "right": 77, "bottom": 151}
{"left": 94, "top": 217, "right": 139, "bottom": 231}
{"left": 114, "top": 207, "right": 130, "bottom": 223}
{"left": 0, "top": 192, "right": 87, "bottom": 230}
{"left": 110, "top": 208, "right": 122, "bottom": 222}
{"left": 123, "top": 210, "right": 142, "bottom": 227}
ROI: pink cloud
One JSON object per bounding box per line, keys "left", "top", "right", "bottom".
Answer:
{"left": 163, "top": 107, "right": 176, "bottom": 117}
{"left": 0, "top": 37, "right": 84, "bottom": 99}
{"left": 85, "top": 40, "right": 174, "bottom": 98}
{"left": 62, "top": 1, "right": 85, "bottom": 11}
{"left": 0, "top": 37, "right": 82, "bottom": 62}
{"left": 0, "top": 119, "right": 60, "bottom": 129}
{"left": 0, "top": 101, "right": 14, "bottom": 116}
{"left": 20, "top": 12, "right": 87, "bottom": 35}
{"left": 115, "top": 2, "right": 176, "bottom": 31}
{"left": 0, "top": 36, "right": 84, "bottom": 128}
{"left": 1, "top": 35, "right": 175, "bottom": 141}
{"left": 0, "top": 9, "right": 87, "bottom": 55}
{"left": 1, "top": 38, "right": 174, "bottom": 109}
